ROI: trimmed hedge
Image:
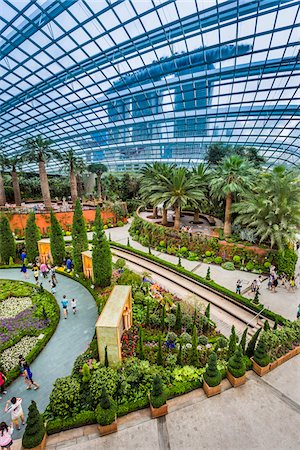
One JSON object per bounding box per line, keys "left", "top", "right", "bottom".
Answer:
{"left": 109, "top": 242, "right": 288, "bottom": 325}
{"left": 46, "top": 411, "right": 96, "bottom": 435}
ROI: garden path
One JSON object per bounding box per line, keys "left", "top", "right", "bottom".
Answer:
{"left": 0, "top": 269, "right": 98, "bottom": 439}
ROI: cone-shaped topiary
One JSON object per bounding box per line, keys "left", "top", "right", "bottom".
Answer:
{"left": 25, "top": 212, "right": 40, "bottom": 262}
{"left": 150, "top": 375, "right": 167, "bottom": 408}
{"left": 205, "top": 303, "right": 211, "bottom": 320}
{"left": 206, "top": 267, "right": 211, "bottom": 281}
{"left": 0, "top": 215, "right": 16, "bottom": 265}
{"left": 253, "top": 289, "right": 260, "bottom": 304}
{"left": 190, "top": 325, "right": 199, "bottom": 367}
{"left": 240, "top": 327, "right": 248, "bottom": 354}
{"left": 104, "top": 345, "right": 109, "bottom": 367}
{"left": 175, "top": 302, "right": 182, "bottom": 333}
{"left": 204, "top": 352, "right": 222, "bottom": 387}
{"left": 156, "top": 334, "right": 163, "bottom": 366}
{"left": 273, "top": 319, "right": 278, "bottom": 330}
{"left": 72, "top": 199, "right": 88, "bottom": 273}
{"left": 263, "top": 320, "right": 270, "bottom": 331}
{"left": 82, "top": 363, "right": 91, "bottom": 383}
{"left": 95, "top": 387, "right": 116, "bottom": 426}
{"left": 228, "top": 345, "right": 246, "bottom": 378}
{"left": 92, "top": 206, "right": 112, "bottom": 287}
{"left": 228, "top": 325, "right": 238, "bottom": 357}
{"left": 161, "top": 305, "right": 166, "bottom": 331}
{"left": 50, "top": 211, "right": 65, "bottom": 265}
{"left": 253, "top": 338, "right": 270, "bottom": 367}
{"left": 246, "top": 327, "right": 262, "bottom": 357}
{"left": 137, "top": 326, "right": 145, "bottom": 360}
{"left": 22, "top": 400, "right": 46, "bottom": 449}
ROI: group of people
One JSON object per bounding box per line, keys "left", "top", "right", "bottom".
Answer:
{"left": 61, "top": 295, "right": 77, "bottom": 319}
{"left": 0, "top": 357, "right": 39, "bottom": 449}
{"left": 267, "top": 265, "right": 299, "bottom": 293}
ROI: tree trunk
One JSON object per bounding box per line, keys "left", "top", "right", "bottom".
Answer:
{"left": 39, "top": 159, "right": 52, "bottom": 209}
{"left": 76, "top": 174, "right": 83, "bottom": 198}
{"left": 0, "top": 171, "right": 6, "bottom": 206}
{"left": 174, "top": 207, "right": 181, "bottom": 230}
{"left": 152, "top": 206, "right": 158, "bottom": 219}
{"left": 193, "top": 209, "right": 200, "bottom": 224}
{"left": 12, "top": 169, "right": 21, "bottom": 206}
{"left": 97, "top": 175, "right": 102, "bottom": 200}
{"left": 162, "top": 207, "right": 168, "bottom": 226}
{"left": 70, "top": 166, "right": 78, "bottom": 205}
{"left": 224, "top": 192, "right": 232, "bottom": 236}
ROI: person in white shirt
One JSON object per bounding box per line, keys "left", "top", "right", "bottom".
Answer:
{"left": 5, "top": 397, "right": 25, "bottom": 430}
{"left": 71, "top": 298, "right": 77, "bottom": 315}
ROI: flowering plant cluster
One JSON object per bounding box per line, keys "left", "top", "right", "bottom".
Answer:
{"left": 1, "top": 336, "right": 39, "bottom": 371}
{"left": 121, "top": 325, "right": 139, "bottom": 358}
{"left": 0, "top": 296, "right": 32, "bottom": 318}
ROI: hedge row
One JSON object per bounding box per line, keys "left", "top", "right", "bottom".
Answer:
{"left": 110, "top": 242, "right": 288, "bottom": 325}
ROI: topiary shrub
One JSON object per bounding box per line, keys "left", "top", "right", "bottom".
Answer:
{"left": 205, "top": 251, "right": 212, "bottom": 257}
{"left": 115, "top": 258, "right": 126, "bottom": 269}
{"left": 246, "top": 327, "right": 262, "bottom": 357}
{"left": 253, "top": 338, "right": 270, "bottom": 367}
{"left": 228, "top": 346, "right": 246, "bottom": 378}
{"left": 198, "top": 335, "right": 208, "bottom": 346}
{"left": 264, "top": 261, "right": 271, "bottom": 270}
{"left": 214, "top": 256, "right": 222, "bottom": 265}
{"left": 180, "top": 332, "right": 192, "bottom": 344}
{"left": 89, "top": 367, "right": 118, "bottom": 405}
{"left": 217, "top": 336, "right": 227, "bottom": 349}
{"left": 204, "top": 352, "right": 222, "bottom": 387}
{"left": 49, "top": 376, "right": 81, "bottom": 418}
{"left": 150, "top": 375, "right": 167, "bottom": 408}
{"left": 95, "top": 388, "right": 116, "bottom": 426}
{"left": 246, "top": 261, "right": 254, "bottom": 271}
{"left": 221, "top": 261, "right": 235, "bottom": 271}
{"left": 233, "top": 255, "right": 241, "bottom": 264}
{"left": 159, "top": 240, "right": 166, "bottom": 247}
{"left": 81, "top": 363, "right": 91, "bottom": 383}
{"left": 22, "top": 400, "right": 45, "bottom": 449}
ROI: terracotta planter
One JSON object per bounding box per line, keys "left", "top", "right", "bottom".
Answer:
{"left": 269, "top": 360, "right": 278, "bottom": 371}
{"left": 150, "top": 402, "right": 168, "bottom": 418}
{"left": 203, "top": 380, "right": 221, "bottom": 397}
{"left": 98, "top": 419, "right": 118, "bottom": 436}
{"left": 22, "top": 433, "right": 47, "bottom": 450}
{"left": 227, "top": 370, "right": 246, "bottom": 387}
{"left": 295, "top": 346, "right": 300, "bottom": 355}
{"left": 251, "top": 358, "right": 270, "bottom": 377}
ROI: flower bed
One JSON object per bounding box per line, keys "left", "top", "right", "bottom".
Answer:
{"left": 0, "top": 280, "right": 60, "bottom": 384}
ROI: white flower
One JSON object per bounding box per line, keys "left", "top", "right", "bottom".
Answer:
{"left": 186, "top": 343, "right": 192, "bottom": 349}
{"left": 0, "top": 297, "right": 32, "bottom": 318}
{"left": 206, "top": 344, "right": 211, "bottom": 349}
{"left": 197, "top": 345, "right": 202, "bottom": 350}
{"left": 1, "top": 336, "right": 39, "bottom": 371}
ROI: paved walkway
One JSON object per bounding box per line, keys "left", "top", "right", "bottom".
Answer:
{"left": 0, "top": 269, "right": 98, "bottom": 439}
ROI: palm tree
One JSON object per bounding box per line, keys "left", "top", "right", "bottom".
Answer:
{"left": 191, "top": 163, "right": 210, "bottom": 223}
{"left": 22, "top": 136, "right": 55, "bottom": 209}
{"left": 210, "top": 155, "right": 256, "bottom": 236}
{"left": 58, "top": 149, "right": 84, "bottom": 204}
{"left": 75, "top": 158, "right": 87, "bottom": 199}
{"left": 140, "top": 162, "right": 176, "bottom": 223}
{"left": 233, "top": 166, "right": 300, "bottom": 249}
{"left": 148, "top": 167, "right": 206, "bottom": 229}
{"left": 4, "top": 155, "right": 22, "bottom": 206}
{"left": 88, "top": 163, "right": 108, "bottom": 200}
{"left": 0, "top": 153, "right": 7, "bottom": 206}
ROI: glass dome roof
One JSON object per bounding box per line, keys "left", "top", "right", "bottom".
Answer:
{"left": 0, "top": 0, "right": 299, "bottom": 172}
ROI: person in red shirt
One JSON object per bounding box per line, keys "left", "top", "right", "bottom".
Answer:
{"left": 0, "top": 372, "right": 7, "bottom": 399}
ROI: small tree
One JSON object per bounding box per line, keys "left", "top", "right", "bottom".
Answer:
{"left": 240, "top": 327, "right": 248, "bottom": 354}
{"left": 253, "top": 338, "right": 270, "bottom": 367}
{"left": 22, "top": 400, "right": 45, "bottom": 449}
{"left": 175, "top": 302, "right": 182, "bottom": 333}
{"left": 24, "top": 212, "right": 40, "bottom": 262}
{"left": 190, "top": 325, "right": 199, "bottom": 367}
{"left": 104, "top": 346, "right": 109, "bottom": 367}
{"left": 246, "top": 327, "right": 262, "bottom": 357}
{"left": 273, "top": 319, "right": 278, "bottom": 330}
{"left": 206, "top": 267, "right": 211, "bottom": 281}
{"left": 228, "top": 345, "right": 246, "bottom": 378}
{"left": 253, "top": 289, "right": 260, "bottom": 304}
{"left": 95, "top": 388, "right": 116, "bottom": 426}
{"left": 127, "top": 237, "right": 130, "bottom": 247}
{"left": 0, "top": 215, "right": 16, "bottom": 265}
{"left": 72, "top": 199, "right": 88, "bottom": 273}
{"left": 50, "top": 211, "right": 65, "bottom": 265}
{"left": 156, "top": 334, "right": 163, "bottom": 366}
{"left": 82, "top": 363, "right": 91, "bottom": 383}
{"left": 137, "top": 326, "right": 145, "bottom": 360}
{"left": 204, "top": 352, "right": 222, "bottom": 387}
{"left": 150, "top": 374, "right": 167, "bottom": 408}
{"left": 263, "top": 320, "right": 270, "bottom": 331}
{"left": 92, "top": 206, "right": 112, "bottom": 287}
{"left": 205, "top": 303, "right": 211, "bottom": 320}
{"left": 178, "top": 254, "right": 182, "bottom": 267}
{"left": 228, "top": 325, "right": 238, "bottom": 357}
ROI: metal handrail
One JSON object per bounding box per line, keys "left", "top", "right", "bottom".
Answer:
{"left": 238, "top": 305, "right": 269, "bottom": 335}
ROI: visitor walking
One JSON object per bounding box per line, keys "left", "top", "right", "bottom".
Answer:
{"left": 61, "top": 295, "right": 69, "bottom": 319}
{"left": 271, "top": 278, "right": 278, "bottom": 293}
{"left": 71, "top": 298, "right": 77, "bottom": 314}
{"left": 4, "top": 397, "right": 25, "bottom": 430}
{"left": 49, "top": 279, "right": 56, "bottom": 295}
{"left": 21, "top": 250, "right": 27, "bottom": 263}
{"left": 20, "top": 264, "right": 29, "bottom": 279}
{"left": 267, "top": 275, "right": 273, "bottom": 290}
{"left": 289, "top": 276, "right": 296, "bottom": 293}
{"left": 40, "top": 262, "right": 48, "bottom": 278}
{"left": 0, "top": 422, "right": 14, "bottom": 449}
{"left": 297, "top": 304, "right": 300, "bottom": 319}
{"left": 0, "top": 371, "right": 7, "bottom": 400}
{"left": 49, "top": 266, "right": 57, "bottom": 285}
{"left": 23, "top": 363, "right": 39, "bottom": 390}
{"left": 251, "top": 279, "right": 257, "bottom": 292}
{"left": 66, "top": 257, "right": 73, "bottom": 272}
{"left": 32, "top": 264, "right": 39, "bottom": 285}
{"left": 236, "top": 280, "right": 242, "bottom": 295}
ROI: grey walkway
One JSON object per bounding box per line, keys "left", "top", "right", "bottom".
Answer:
{"left": 0, "top": 269, "right": 98, "bottom": 439}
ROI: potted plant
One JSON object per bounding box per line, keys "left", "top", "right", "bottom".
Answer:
{"left": 227, "top": 345, "right": 247, "bottom": 387}
{"left": 149, "top": 375, "right": 168, "bottom": 418}
{"left": 203, "top": 352, "right": 222, "bottom": 397}
{"left": 22, "top": 401, "right": 46, "bottom": 450}
{"left": 95, "top": 387, "right": 117, "bottom": 436}
{"left": 251, "top": 338, "right": 270, "bottom": 376}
